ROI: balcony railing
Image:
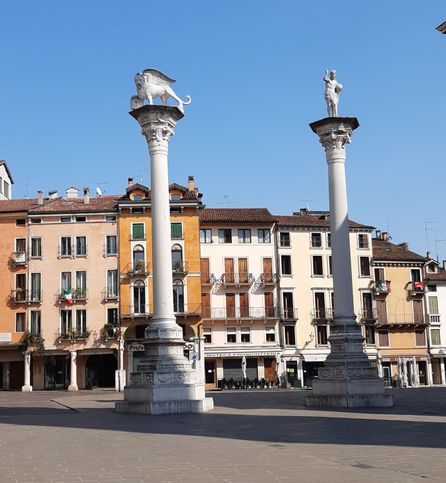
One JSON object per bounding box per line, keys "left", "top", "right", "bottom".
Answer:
{"left": 172, "top": 261, "right": 189, "bottom": 275}
{"left": 359, "top": 308, "right": 378, "bottom": 321}
{"left": 379, "top": 313, "right": 426, "bottom": 325}
{"left": 221, "top": 272, "right": 255, "bottom": 286}
{"left": 201, "top": 307, "right": 279, "bottom": 320}
{"left": 311, "top": 308, "right": 334, "bottom": 322}
{"left": 201, "top": 273, "right": 216, "bottom": 285}
{"left": 11, "top": 289, "right": 42, "bottom": 304}
{"left": 373, "top": 280, "right": 391, "bottom": 294}
{"left": 407, "top": 281, "right": 426, "bottom": 295}
{"left": 58, "top": 328, "right": 91, "bottom": 341}
{"left": 121, "top": 303, "right": 201, "bottom": 318}
{"left": 102, "top": 288, "right": 119, "bottom": 301}
{"left": 281, "top": 307, "right": 299, "bottom": 320}
{"left": 10, "top": 251, "right": 28, "bottom": 266}
{"left": 125, "top": 262, "right": 150, "bottom": 276}
{"left": 258, "top": 273, "right": 280, "bottom": 285}
{"left": 57, "top": 289, "right": 88, "bottom": 303}
{"left": 429, "top": 314, "right": 441, "bottom": 324}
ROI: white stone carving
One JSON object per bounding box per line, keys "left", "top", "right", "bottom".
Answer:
{"left": 323, "top": 69, "right": 342, "bottom": 117}
{"left": 132, "top": 69, "right": 191, "bottom": 112}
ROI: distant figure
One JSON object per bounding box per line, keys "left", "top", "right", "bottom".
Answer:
{"left": 323, "top": 69, "right": 343, "bottom": 117}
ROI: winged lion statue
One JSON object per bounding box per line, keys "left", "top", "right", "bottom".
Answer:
{"left": 131, "top": 69, "right": 191, "bottom": 112}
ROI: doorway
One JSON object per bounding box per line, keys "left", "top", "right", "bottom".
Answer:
{"left": 85, "top": 354, "right": 117, "bottom": 388}
{"left": 205, "top": 359, "right": 216, "bottom": 388}
{"left": 45, "top": 355, "right": 69, "bottom": 390}
{"left": 382, "top": 363, "right": 392, "bottom": 387}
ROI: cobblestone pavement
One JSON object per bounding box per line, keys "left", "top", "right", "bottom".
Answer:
{"left": 0, "top": 387, "right": 445, "bottom": 482}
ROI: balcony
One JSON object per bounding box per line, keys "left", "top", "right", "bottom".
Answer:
{"left": 281, "top": 307, "right": 299, "bottom": 321}
{"left": 376, "top": 313, "right": 426, "bottom": 327}
{"left": 429, "top": 314, "right": 441, "bottom": 324}
{"left": 58, "top": 328, "right": 91, "bottom": 342}
{"left": 258, "top": 273, "right": 280, "bottom": 286}
{"left": 359, "top": 308, "right": 378, "bottom": 322}
{"left": 172, "top": 261, "right": 189, "bottom": 275}
{"left": 10, "top": 251, "right": 28, "bottom": 266}
{"left": 311, "top": 308, "right": 334, "bottom": 322}
{"left": 373, "top": 280, "right": 391, "bottom": 294}
{"left": 10, "top": 289, "right": 42, "bottom": 304}
{"left": 201, "top": 273, "right": 216, "bottom": 287}
{"left": 126, "top": 262, "right": 150, "bottom": 276}
{"left": 102, "top": 288, "right": 119, "bottom": 302}
{"left": 221, "top": 272, "right": 255, "bottom": 287}
{"left": 201, "top": 306, "right": 279, "bottom": 320}
{"left": 407, "top": 281, "right": 426, "bottom": 296}
{"left": 57, "top": 289, "right": 88, "bottom": 304}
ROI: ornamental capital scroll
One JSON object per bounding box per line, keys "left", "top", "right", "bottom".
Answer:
{"left": 141, "top": 117, "right": 176, "bottom": 146}
{"left": 318, "top": 126, "right": 352, "bottom": 162}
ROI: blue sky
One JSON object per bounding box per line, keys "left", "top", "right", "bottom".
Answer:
{"left": 1, "top": 1, "right": 445, "bottom": 260}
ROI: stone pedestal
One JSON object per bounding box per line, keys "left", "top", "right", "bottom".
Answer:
{"left": 115, "top": 104, "right": 213, "bottom": 415}
{"left": 305, "top": 117, "right": 392, "bottom": 408}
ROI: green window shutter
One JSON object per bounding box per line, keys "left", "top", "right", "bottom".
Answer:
{"left": 132, "top": 224, "right": 144, "bottom": 239}
{"left": 428, "top": 296, "right": 439, "bottom": 314}
{"left": 171, "top": 223, "right": 182, "bottom": 239}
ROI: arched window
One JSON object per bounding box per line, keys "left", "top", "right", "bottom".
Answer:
{"left": 133, "top": 244, "right": 145, "bottom": 272}
{"left": 133, "top": 280, "right": 146, "bottom": 314}
{"left": 171, "top": 244, "right": 183, "bottom": 271}
{"left": 173, "top": 279, "right": 184, "bottom": 313}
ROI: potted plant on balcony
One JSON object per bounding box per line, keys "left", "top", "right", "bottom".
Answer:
{"left": 23, "top": 331, "right": 45, "bottom": 352}
{"left": 61, "top": 329, "right": 91, "bottom": 342}
{"left": 74, "top": 287, "right": 87, "bottom": 300}
{"left": 134, "top": 260, "right": 146, "bottom": 273}
{"left": 101, "top": 323, "right": 117, "bottom": 339}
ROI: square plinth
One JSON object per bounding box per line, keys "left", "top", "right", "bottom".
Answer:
{"left": 115, "top": 397, "right": 214, "bottom": 415}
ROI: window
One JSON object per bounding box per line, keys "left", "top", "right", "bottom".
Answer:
{"left": 4, "top": 181, "right": 10, "bottom": 198}
{"left": 132, "top": 245, "right": 145, "bottom": 271}
{"left": 238, "top": 229, "right": 251, "bottom": 243}
{"left": 30, "top": 311, "right": 41, "bottom": 335}
{"left": 61, "top": 310, "right": 72, "bottom": 334}
{"left": 311, "top": 233, "right": 322, "bottom": 248}
{"left": 30, "top": 218, "right": 41, "bottom": 224}
{"left": 15, "top": 274, "right": 26, "bottom": 301}
{"left": 226, "top": 327, "right": 237, "bottom": 343}
{"left": 131, "top": 207, "right": 144, "bottom": 214}
{"left": 105, "top": 215, "right": 116, "bottom": 222}
{"left": 171, "top": 244, "right": 183, "bottom": 271}
{"left": 106, "top": 235, "right": 117, "bottom": 255}
{"left": 16, "top": 219, "right": 26, "bottom": 226}
{"left": 314, "top": 292, "right": 326, "bottom": 319}
{"left": 241, "top": 327, "right": 251, "bottom": 343}
{"left": 317, "top": 325, "right": 328, "bottom": 345}
{"left": 170, "top": 194, "right": 181, "bottom": 201}
{"left": 15, "top": 238, "right": 26, "bottom": 252}
{"left": 131, "top": 223, "right": 145, "bottom": 240}
{"left": 203, "top": 328, "right": 212, "bottom": 344}
{"left": 378, "top": 330, "right": 389, "bottom": 347}
{"left": 30, "top": 273, "right": 41, "bottom": 301}
{"left": 218, "top": 229, "right": 232, "bottom": 243}
{"left": 428, "top": 296, "right": 439, "bottom": 314}
{"left": 75, "top": 271, "right": 87, "bottom": 298}
{"left": 133, "top": 194, "right": 143, "bottom": 201}
{"left": 171, "top": 222, "right": 183, "bottom": 239}
{"left": 312, "top": 256, "right": 324, "bottom": 276}
{"left": 362, "top": 292, "right": 373, "bottom": 319}
{"left": 327, "top": 233, "right": 331, "bottom": 248}
{"left": 365, "top": 325, "right": 375, "bottom": 344}
{"left": 411, "top": 269, "right": 421, "bottom": 283}
{"left": 60, "top": 217, "right": 72, "bottom": 223}
{"left": 15, "top": 313, "right": 25, "bottom": 332}
{"left": 279, "top": 232, "right": 290, "bottom": 247}
{"left": 415, "top": 329, "right": 426, "bottom": 347}
{"left": 31, "top": 238, "right": 41, "bottom": 257}
{"left": 75, "top": 216, "right": 86, "bottom": 222}
{"left": 282, "top": 292, "right": 294, "bottom": 319}
{"left": 360, "top": 257, "right": 371, "bottom": 277}
{"left": 284, "top": 325, "right": 295, "bottom": 345}
{"left": 431, "top": 328, "right": 441, "bottom": 346}
{"left": 76, "top": 310, "right": 87, "bottom": 334}
{"left": 200, "top": 229, "right": 212, "bottom": 244}
{"left": 358, "top": 233, "right": 369, "bottom": 249}
{"left": 266, "top": 326, "right": 275, "bottom": 342}
{"left": 107, "top": 308, "right": 119, "bottom": 327}
{"left": 328, "top": 256, "right": 332, "bottom": 276}
{"left": 173, "top": 280, "right": 184, "bottom": 312}
{"left": 239, "top": 292, "right": 249, "bottom": 317}
{"left": 258, "top": 229, "right": 271, "bottom": 243}
{"left": 61, "top": 237, "right": 72, "bottom": 257}
{"left": 426, "top": 262, "right": 437, "bottom": 273}
{"left": 107, "top": 270, "right": 118, "bottom": 298}
{"left": 61, "top": 272, "right": 72, "bottom": 291}
{"left": 76, "top": 236, "right": 87, "bottom": 256}
{"left": 427, "top": 285, "right": 437, "bottom": 292}
{"left": 281, "top": 255, "right": 292, "bottom": 275}
{"left": 133, "top": 281, "right": 146, "bottom": 314}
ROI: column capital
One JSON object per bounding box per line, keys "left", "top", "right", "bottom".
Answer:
{"left": 310, "top": 117, "right": 359, "bottom": 163}
{"left": 130, "top": 105, "right": 184, "bottom": 149}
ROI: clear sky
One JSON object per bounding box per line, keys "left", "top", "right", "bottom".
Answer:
{"left": 1, "top": 1, "right": 445, "bottom": 260}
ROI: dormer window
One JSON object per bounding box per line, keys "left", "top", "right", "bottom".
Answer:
{"left": 171, "top": 194, "right": 181, "bottom": 201}
{"left": 426, "top": 262, "right": 437, "bottom": 274}
{"left": 132, "top": 194, "right": 142, "bottom": 201}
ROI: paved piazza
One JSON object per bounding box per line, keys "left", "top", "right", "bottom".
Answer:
{"left": 0, "top": 388, "right": 445, "bottom": 483}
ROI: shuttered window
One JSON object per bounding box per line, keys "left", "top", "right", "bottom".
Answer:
{"left": 171, "top": 222, "right": 183, "bottom": 239}
{"left": 428, "top": 296, "right": 439, "bottom": 314}
{"left": 132, "top": 223, "right": 144, "bottom": 240}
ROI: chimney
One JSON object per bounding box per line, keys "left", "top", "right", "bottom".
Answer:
{"left": 382, "top": 232, "right": 389, "bottom": 241}
{"left": 427, "top": 251, "right": 432, "bottom": 260}
{"left": 83, "top": 187, "right": 90, "bottom": 204}
{"left": 37, "top": 190, "right": 43, "bottom": 206}
{"left": 375, "top": 230, "right": 381, "bottom": 239}
{"left": 128, "top": 177, "right": 134, "bottom": 187}
{"left": 187, "top": 176, "right": 195, "bottom": 191}
{"left": 300, "top": 207, "right": 308, "bottom": 214}
{"left": 48, "top": 190, "right": 58, "bottom": 199}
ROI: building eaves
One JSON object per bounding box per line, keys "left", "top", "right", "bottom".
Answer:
{"left": 200, "top": 208, "right": 276, "bottom": 224}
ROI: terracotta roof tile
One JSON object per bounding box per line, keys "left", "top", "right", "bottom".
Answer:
{"left": 372, "top": 238, "right": 425, "bottom": 262}
{"left": 424, "top": 268, "right": 446, "bottom": 282}
{"left": 275, "top": 211, "right": 374, "bottom": 230}
{"left": 0, "top": 198, "right": 39, "bottom": 213}
{"left": 200, "top": 208, "right": 275, "bottom": 224}
{"left": 29, "top": 195, "right": 120, "bottom": 214}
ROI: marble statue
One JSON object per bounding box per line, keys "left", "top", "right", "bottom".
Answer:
{"left": 131, "top": 69, "right": 192, "bottom": 112}
{"left": 323, "top": 69, "right": 342, "bottom": 117}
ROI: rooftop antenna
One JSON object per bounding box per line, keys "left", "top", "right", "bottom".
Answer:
{"left": 298, "top": 199, "right": 314, "bottom": 210}
{"left": 96, "top": 182, "right": 108, "bottom": 195}
{"left": 21, "top": 176, "right": 37, "bottom": 198}
{"left": 424, "top": 221, "right": 436, "bottom": 253}
{"left": 96, "top": 187, "right": 103, "bottom": 196}
{"left": 217, "top": 194, "right": 231, "bottom": 208}
{"left": 433, "top": 230, "right": 446, "bottom": 262}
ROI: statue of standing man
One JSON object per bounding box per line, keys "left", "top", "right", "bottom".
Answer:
{"left": 323, "top": 69, "right": 342, "bottom": 117}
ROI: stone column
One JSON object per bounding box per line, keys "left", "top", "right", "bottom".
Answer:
{"left": 68, "top": 351, "right": 78, "bottom": 391}
{"left": 115, "top": 103, "right": 212, "bottom": 415}
{"left": 115, "top": 338, "right": 126, "bottom": 392}
{"left": 305, "top": 117, "right": 392, "bottom": 408}
{"left": 440, "top": 358, "right": 446, "bottom": 385}
{"left": 21, "top": 351, "right": 32, "bottom": 392}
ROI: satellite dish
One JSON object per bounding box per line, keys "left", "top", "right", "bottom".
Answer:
{"left": 96, "top": 187, "right": 103, "bottom": 196}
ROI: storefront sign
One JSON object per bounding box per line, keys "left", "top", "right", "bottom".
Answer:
{"left": 128, "top": 343, "right": 145, "bottom": 352}
{"left": 0, "top": 333, "right": 12, "bottom": 342}
{"left": 205, "top": 351, "right": 280, "bottom": 358}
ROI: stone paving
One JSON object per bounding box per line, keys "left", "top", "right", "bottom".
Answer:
{"left": 0, "top": 387, "right": 445, "bottom": 482}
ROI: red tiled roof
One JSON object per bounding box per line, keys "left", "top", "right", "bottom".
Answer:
{"left": 276, "top": 211, "right": 374, "bottom": 230}
{"left": 200, "top": 208, "right": 276, "bottom": 224}
{"left": 372, "top": 238, "right": 425, "bottom": 263}
{"left": 0, "top": 198, "right": 39, "bottom": 213}
{"left": 29, "top": 195, "right": 120, "bottom": 214}
{"left": 424, "top": 268, "right": 446, "bottom": 282}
